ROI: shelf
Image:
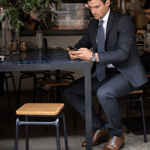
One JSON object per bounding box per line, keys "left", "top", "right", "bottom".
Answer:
{"left": 19, "top": 29, "right": 87, "bottom": 36}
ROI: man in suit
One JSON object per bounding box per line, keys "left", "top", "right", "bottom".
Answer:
{"left": 64, "top": 0, "right": 148, "bottom": 149}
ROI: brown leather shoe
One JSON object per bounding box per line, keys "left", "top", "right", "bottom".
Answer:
{"left": 82, "top": 128, "right": 109, "bottom": 147}
{"left": 102, "top": 134, "right": 124, "bottom": 150}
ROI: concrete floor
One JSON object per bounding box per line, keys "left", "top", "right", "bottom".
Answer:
{"left": 0, "top": 91, "right": 150, "bottom": 150}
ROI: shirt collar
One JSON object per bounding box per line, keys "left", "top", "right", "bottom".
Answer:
{"left": 99, "top": 8, "right": 110, "bottom": 23}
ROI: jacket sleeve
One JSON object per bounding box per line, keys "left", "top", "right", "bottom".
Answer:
{"left": 97, "top": 16, "right": 136, "bottom": 66}
{"left": 74, "top": 21, "right": 93, "bottom": 49}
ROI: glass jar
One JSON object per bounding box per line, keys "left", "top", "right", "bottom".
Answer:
{"left": 20, "top": 42, "right": 28, "bottom": 52}
{"left": 10, "top": 41, "right": 19, "bottom": 54}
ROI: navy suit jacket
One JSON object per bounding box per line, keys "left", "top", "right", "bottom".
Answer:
{"left": 74, "top": 9, "right": 148, "bottom": 87}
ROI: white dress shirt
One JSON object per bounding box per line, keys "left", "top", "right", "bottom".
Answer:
{"left": 97, "top": 8, "right": 115, "bottom": 68}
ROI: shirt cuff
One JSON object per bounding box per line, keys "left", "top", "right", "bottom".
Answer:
{"left": 96, "top": 53, "right": 99, "bottom": 62}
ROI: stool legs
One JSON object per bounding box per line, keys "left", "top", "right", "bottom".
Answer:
{"left": 56, "top": 117, "right": 60, "bottom": 150}
{"left": 26, "top": 116, "right": 29, "bottom": 150}
{"left": 18, "top": 74, "right": 36, "bottom": 106}
{"left": 119, "top": 94, "right": 147, "bottom": 143}
{"left": 140, "top": 97, "right": 147, "bottom": 142}
{"left": 14, "top": 116, "right": 19, "bottom": 150}
{"left": 14, "top": 112, "right": 68, "bottom": 150}
{"left": 62, "top": 111, "right": 68, "bottom": 150}
{"left": 4, "top": 72, "right": 18, "bottom": 110}
{"left": 10, "top": 72, "right": 19, "bottom": 108}
{"left": 5, "top": 77, "right": 11, "bottom": 110}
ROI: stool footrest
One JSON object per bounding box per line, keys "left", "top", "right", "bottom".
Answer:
{"left": 19, "top": 120, "right": 57, "bottom": 126}
{"left": 119, "top": 97, "right": 142, "bottom": 103}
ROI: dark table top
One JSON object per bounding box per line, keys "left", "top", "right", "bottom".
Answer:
{"left": 0, "top": 48, "right": 91, "bottom": 72}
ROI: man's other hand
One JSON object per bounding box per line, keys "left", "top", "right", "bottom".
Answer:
{"left": 67, "top": 47, "right": 93, "bottom": 61}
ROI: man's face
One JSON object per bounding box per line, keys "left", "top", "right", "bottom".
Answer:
{"left": 144, "top": 9, "right": 150, "bottom": 20}
{"left": 88, "top": 0, "right": 110, "bottom": 20}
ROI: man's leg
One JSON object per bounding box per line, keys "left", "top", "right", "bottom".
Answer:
{"left": 63, "top": 76, "right": 106, "bottom": 130}
{"left": 97, "top": 73, "right": 139, "bottom": 137}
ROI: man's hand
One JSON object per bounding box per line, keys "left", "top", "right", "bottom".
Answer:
{"left": 67, "top": 47, "right": 93, "bottom": 61}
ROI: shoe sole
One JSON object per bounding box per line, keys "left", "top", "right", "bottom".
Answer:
{"left": 82, "top": 135, "right": 109, "bottom": 147}
{"left": 120, "top": 142, "right": 125, "bottom": 150}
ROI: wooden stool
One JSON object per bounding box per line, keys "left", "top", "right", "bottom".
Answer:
{"left": 119, "top": 89, "right": 147, "bottom": 142}
{"left": 36, "top": 79, "right": 71, "bottom": 103}
{"left": 146, "top": 71, "right": 150, "bottom": 78}
{"left": 37, "top": 79, "right": 77, "bottom": 128}
{"left": 14, "top": 103, "right": 68, "bottom": 150}
{"left": 4, "top": 72, "right": 18, "bottom": 109}
{"left": 98, "top": 89, "right": 147, "bottom": 142}
{"left": 41, "top": 70, "right": 75, "bottom": 81}
{"left": 41, "top": 70, "right": 77, "bottom": 127}
{"left": 18, "top": 70, "right": 49, "bottom": 105}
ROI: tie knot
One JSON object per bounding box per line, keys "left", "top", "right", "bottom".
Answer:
{"left": 99, "top": 20, "right": 104, "bottom": 26}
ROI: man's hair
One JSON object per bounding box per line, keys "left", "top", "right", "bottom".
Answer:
{"left": 87, "top": 0, "right": 107, "bottom": 4}
{"left": 143, "top": 0, "right": 150, "bottom": 9}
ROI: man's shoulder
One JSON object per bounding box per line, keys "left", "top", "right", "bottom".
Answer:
{"left": 88, "top": 18, "right": 99, "bottom": 28}
{"left": 112, "top": 10, "right": 131, "bottom": 20}
{"left": 89, "top": 18, "right": 98, "bottom": 24}
{"left": 112, "top": 10, "right": 128, "bottom": 19}
{"left": 111, "top": 10, "right": 132, "bottom": 24}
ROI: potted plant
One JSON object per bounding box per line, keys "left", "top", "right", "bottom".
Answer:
{"left": 0, "top": 0, "right": 62, "bottom": 33}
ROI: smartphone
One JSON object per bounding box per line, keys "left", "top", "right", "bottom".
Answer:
{"left": 68, "top": 46, "right": 78, "bottom": 51}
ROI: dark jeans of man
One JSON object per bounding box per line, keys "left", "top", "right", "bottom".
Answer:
{"left": 63, "top": 69, "right": 138, "bottom": 137}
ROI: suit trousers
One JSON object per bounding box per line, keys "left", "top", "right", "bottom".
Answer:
{"left": 63, "top": 69, "right": 139, "bottom": 137}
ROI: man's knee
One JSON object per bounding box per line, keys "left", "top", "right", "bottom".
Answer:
{"left": 96, "top": 88, "right": 116, "bottom": 104}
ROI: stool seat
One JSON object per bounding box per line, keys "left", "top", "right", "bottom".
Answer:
{"left": 146, "top": 71, "right": 150, "bottom": 78}
{"left": 16, "top": 103, "right": 64, "bottom": 116}
{"left": 41, "top": 71, "right": 74, "bottom": 76}
{"left": 129, "top": 90, "right": 143, "bottom": 94}
{"left": 14, "top": 103, "right": 68, "bottom": 150}
{"left": 37, "top": 79, "right": 71, "bottom": 87}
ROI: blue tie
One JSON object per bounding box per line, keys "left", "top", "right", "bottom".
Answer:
{"left": 96, "top": 20, "right": 105, "bottom": 81}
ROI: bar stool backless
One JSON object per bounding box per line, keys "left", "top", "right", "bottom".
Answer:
{"left": 14, "top": 103, "right": 68, "bottom": 150}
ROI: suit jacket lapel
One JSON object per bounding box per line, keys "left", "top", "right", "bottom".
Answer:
{"left": 106, "top": 9, "right": 113, "bottom": 39}
{"left": 92, "top": 20, "right": 99, "bottom": 52}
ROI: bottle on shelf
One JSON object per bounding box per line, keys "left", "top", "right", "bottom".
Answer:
{"left": 36, "top": 26, "right": 44, "bottom": 50}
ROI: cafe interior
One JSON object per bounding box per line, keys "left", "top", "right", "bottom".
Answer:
{"left": 1, "top": 0, "right": 150, "bottom": 149}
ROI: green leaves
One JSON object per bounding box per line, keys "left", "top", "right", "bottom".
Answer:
{"left": 45, "top": 0, "right": 49, "bottom": 8}
{"left": 1, "top": 0, "right": 61, "bottom": 34}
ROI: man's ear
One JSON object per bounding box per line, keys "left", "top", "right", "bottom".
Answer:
{"left": 106, "top": 0, "right": 110, "bottom": 7}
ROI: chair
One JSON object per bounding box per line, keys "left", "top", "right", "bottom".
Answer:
{"left": 14, "top": 103, "right": 68, "bottom": 150}
{"left": 4, "top": 72, "right": 18, "bottom": 109}
{"left": 36, "top": 79, "right": 72, "bottom": 103}
{"left": 18, "top": 70, "right": 49, "bottom": 106}
{"left": 41, "top": 70, "right": 77, "bottom": 128}
{"left": 118, "top": 89, "right": 147, "bottom": 142}
{"left": 41, "top": 70, "right": 75, "bottom": 81}
{"left": 142, "top": 71, "right": 150, "bottom": 97}
{"left": 98, "top": 89, "right": 147, "bottom": 142}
